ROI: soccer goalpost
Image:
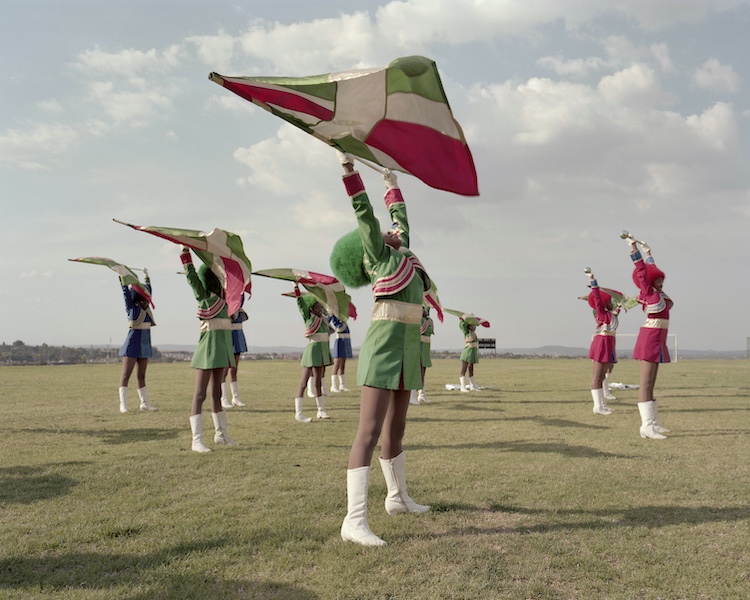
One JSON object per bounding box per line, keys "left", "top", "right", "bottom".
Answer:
{"left": 613, "top": 333, "right": 678, "bottom": 362}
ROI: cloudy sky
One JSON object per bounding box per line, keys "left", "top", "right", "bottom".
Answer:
{"left": 2, "top": 0, "right": 749, "bottom": 353}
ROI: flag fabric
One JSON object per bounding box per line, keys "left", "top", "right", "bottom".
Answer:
{"left": 114, "top": 220, "right": 252, "bottom": 316}
{"left": 209, "top": 55, "right": 479, "bottom": 196}
{"left": 68, "top": 256, "right": 153, "bottom": 306}
{"left": 579, "top": 288, "right": 639, "bottom": 311}
{"left": 444, "top": 308, "right": 490, "bottom": 328}
{"left": 254, "top": 268, "right": 355, "bottom": 320}
{"left": 424, "top": 281, "right": 443, "bottom": 323}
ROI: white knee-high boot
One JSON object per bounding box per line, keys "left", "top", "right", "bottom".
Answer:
{"left": 330, "top": 374, "right": 340, "bottom": 393}
{"left": 379, "top": 451, "right": 430, "bottom": 515}
{"left": 417, "top": 389, "right": 429, "bottom": 404}
{"left": 294, "top": 397, "right": 311, "bottom": 423}
{"left": 220, "top": 383, "right": 233, "bottom": 408}
{"left": 639, "top": 401, "right": 667, "bottom": 439}
{"left": 306, "top": 377, "right": 315, "bottom": 398}
{"left": 591, "top": 389, "right": 612, "bottom": 415}
{"left": 212, "top": 410, "right": 237, "bottom": 445}
{"left": 653, "top": 400, "right": 670, "bottom": 433}
{"left": 469, "top": 376, "right": 480, "bottom": 391}
{"left": 341, "top": 466, "right": 386, "bottom": 547}
{"left": 315, "top": 396, "right": 330, "bottom": 419}
{"left": 338, "top": 374, "right": 350, "bottom": 391}
{"left": 118, "top": 386, "right": 128, "bottom": 413}
{"left": 190, "top": 414, "right": 211, "bottom": 453}
{"left": 137, "top": 386, "right": 157, "bottom": 411}
{"left": 409, "top": 390, "right": 419, "bottom": 405}
{"left": 459, "top": 376, "right": 470, "bottom": 393}
{"left": 603, "top": 373, "right": 616, "bottom": 400}
{"left": 230, "top": 381, "right": 245, "bottom": 407}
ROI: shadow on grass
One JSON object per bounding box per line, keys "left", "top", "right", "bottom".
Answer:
{"left": 14, "top": 427, "right": 181, "bottom": 445}
{"left": 477, "top": 503, "right": 750, "bottom": 534}
{"left": 97, "top": 428, "right": 182, "bottom": 445}
{"left": 0, "top": 540, "right": 318, "bottom": 599}
{"left": 506, "top": 416, "right": 611, "bottom": 430}
{"left": 411, "top": 439, "right": 631, "bottom": 459}
{"left": 0, "top": 464, "right": 81, "bottom": 504}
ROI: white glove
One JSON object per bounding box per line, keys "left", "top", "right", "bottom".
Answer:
{"left": 584, "top": 268, "right": 594, "bottom": 280}
{"left": 383, "top": 169, "right": 398, "bottom": 189}
{"left": 336, "top": 150, "right": 355, "bottom": 166}
{"left": 620, "top": 230, "right": 636, "bottom": 246}
{"left": 143, "top": 267, "right": 149, "bottom": 277}
{"left": 639, "top": 241, "right": 651, "bottom": 254}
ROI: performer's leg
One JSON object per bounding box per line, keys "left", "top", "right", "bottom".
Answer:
{"left": 135, "top": 358, "right": 156, "bottom": 411}
{"left": 591, "top": 361, "right": 608, "bottom": 390}
{"left": 379, "top": 389, "right": 429, "bottom": 514}
{"left": 639, "top": 361, "right": 658, "bottom": 404}
{"left": 296, "top": 367, "right": 313, "bottom": 398}
{"left": 209, "top": 367, "right": 224, "bottom": 413}
{"left": 649, "top": 363, "right": 660, "bottom": 401}
{"left": 120, "top": 357, "right": 137, "bottom": 387}
{"left": 118, "top": 357, "right": 137, "bottom": 412}
{"left": 347, "top": 386, "right": 391, "bottom": 468}
{"left": 190, "top": 369, "right": 213, "bottom": 452}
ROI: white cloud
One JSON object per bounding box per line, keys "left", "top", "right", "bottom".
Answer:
{"left": 649, "top": 42, "right": 674, "bottom": 72}
{"left": 233, "top": 124, "right": 330, "bottom": 194}
{"left": 206, "top": 93, "right": 258, "bottom": 114}
{"left": 0, "top": 121, "right": 79, "bottom": 169}
{"left": 37, "top": 99, "right": 63, "bottom": 113}
{"left": 236, "top": 13, "right": 381, "bottom": 74}
{"left": 85, "top": 80, "right": 176, "bottom": 128}
{"left": 536, "top": 55, "right": 606, "bottom": 77}
{"left": 186, "top": 29, "right": 238, "bottom": 72}
{"left": 693, "top": 58, "right": 740, "bottom": 92}
{"left": 685, "top": 101, "right": 738, "bottom": 152}
{"left": 598, "top": 63, "right": 676, "bottom": 108}
{"left": 72, "top": 45, "right": 183, "bottom": 76}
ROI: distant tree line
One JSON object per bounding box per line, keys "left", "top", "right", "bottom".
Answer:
{"left": 1, "top": 340, "right": 163, "bottom": 365}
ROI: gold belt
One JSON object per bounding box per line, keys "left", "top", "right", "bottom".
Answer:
{"left": 597, "top": 330, "right": 616, "bottom": 336}
{"left": 371, "top": 300, "right": 421, "bottom": 325}
{"left": 128, "top": 322, "right": 151, "bottom": 330}
{"left": 642, "top": 318, "right": 669, "bottom": 329}
{"left": 200, "top": 318, "right": 232, "bottom": 331}
{"left": 420, "top": 335, "right": 431, "bottom": 343}
{"left": 308, "top": 333, "right": 330, "bottom": 342}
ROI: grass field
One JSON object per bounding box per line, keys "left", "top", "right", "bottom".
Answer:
{"left": 0, "top": 358, "right": 748, "bottom": 599}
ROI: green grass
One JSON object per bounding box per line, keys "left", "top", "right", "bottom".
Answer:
{"left": 0, "top": 358, "right": 748, "bottom": 599}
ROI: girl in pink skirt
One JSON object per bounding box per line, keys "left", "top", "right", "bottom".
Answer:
{"left": 623, "top": 232, "right": 673, "bottom": 440}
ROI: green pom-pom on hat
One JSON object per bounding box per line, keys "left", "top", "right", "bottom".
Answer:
{"left": 330, "top": 230, "right": 369, "bottom": 289}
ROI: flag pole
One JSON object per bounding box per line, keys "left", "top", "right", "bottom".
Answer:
{"left": 113, "top": 218, "right": 136, "bottom": 228}
{"left": 353, "top": 156, "right": 386, "bottom": 175}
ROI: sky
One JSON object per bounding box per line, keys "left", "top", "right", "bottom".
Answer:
{"left": 2, "top": 0, "right": 749, "bottom": 353}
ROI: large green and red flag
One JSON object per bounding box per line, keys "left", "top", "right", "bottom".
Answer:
{"left": 68, "top": 256, "right": 153, "bottom": 306}
{"left": 579, "top": 288, "right": 639, "bottom": 311}
{"left": 115, "top": 220, "right": 252, "bottom": 316}
{"left": 444, "top": 308, "right": 490, "bottom": 328}
{"left": 209, "top": 55, "right": 479, "bottom": 196}
{"left": 254, "top": 268, "right": 356, "bottom": 320}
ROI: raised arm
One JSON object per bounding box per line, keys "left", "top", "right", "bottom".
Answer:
{"left": 584, "top": 268, "right": 609, "bottom": 322}
{"left": 338, "top": 151, "right": 389, "bottom": 266}
{"left": 180, "top": 247, "right": 209, "bottom": 301}
{"left": 383, "top": 170, "right": 410, "bottom": 248}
